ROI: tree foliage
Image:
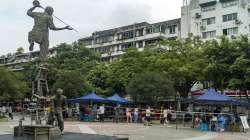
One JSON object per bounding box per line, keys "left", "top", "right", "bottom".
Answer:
{"left": 0, "top": 67, "right": 29, "bottom": 100}
{"left": 12, "top": 35, "right": 250, "bottom": 102}
{"left": 47, "top": 43, "right": 100, "bottom": 98}
{"left": 127, "top": 71, "right": 175, "bottom": 103}
{"left": 16, "top": 47, "right": 24, "bottom": 55}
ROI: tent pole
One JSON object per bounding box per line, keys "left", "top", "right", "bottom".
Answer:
{"left": 230, "top": 103, "right": 233, "bottom": 114}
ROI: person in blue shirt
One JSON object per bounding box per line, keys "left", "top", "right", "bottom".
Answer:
{"left": 218, "top": 114, "right": 225, "bottom": 132}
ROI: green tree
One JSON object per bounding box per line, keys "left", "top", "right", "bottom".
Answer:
{"left": 108, "top": 48, "right": 156, "bottom": 95}
{"left": 48, "top": 43, "right": 100, "bottom": 97}
{"left": 87, "top": 64, "right": 113, "bottom": 96}
{"left": 203, "top": 37, "right": 235, "bottom": 90}
{"left": 0, "top": 67, "right": 29, "bottom": 100}
{"left": 52, "top": 70, "right": 92, "bottom": 98}
{"left": 16, "top": 47, "right": 24, "bottom": 55}
{"left": 22, "top": 43, "right": 100, "bottom": 98}
{"left": 227, "top": 36, "right": 250, "bottom": 101}
{"left": 158, "top": 36, "right": 207, "bottom": 97}
{"left": 126, "top": 71, "right": 175, "bottom": 103}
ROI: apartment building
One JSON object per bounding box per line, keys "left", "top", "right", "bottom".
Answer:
{"left": 79, "top": 19, "right": 181, "bottom": 62}
{"left": 0, "top": 48, "right": 56, "bottom": 71}
{"left": 181, "top": 0, "right": 250, "bottom": 39}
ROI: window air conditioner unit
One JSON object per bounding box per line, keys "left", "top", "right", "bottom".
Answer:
{"left": 195, "top": 13, "right": 201, "bottom": 19}
{"left": 200, "top": 26, "right": 206, "bottom": 31}
{"left": 235, "top": 19, "right": 242, "bottom": 25}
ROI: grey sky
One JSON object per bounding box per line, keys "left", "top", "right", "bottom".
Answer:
{"left": 0, "top": 0, "right": 182, "bottom": 55}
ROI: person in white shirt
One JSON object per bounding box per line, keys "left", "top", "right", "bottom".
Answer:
{"left": 145, "top": 106, "right": 151, "bottom": 126}
{"left": 99, "top": 105, "right": 105, "bottom": 122}
{"left": 163, "top": 108, "right": 169, "bottom": 125}
{"left": 2, "top": 106, "right": 6, "bottom": 116}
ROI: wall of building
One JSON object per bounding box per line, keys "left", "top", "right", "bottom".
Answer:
{"left": 181, "top": 0, "right": 250, "bottom": 39}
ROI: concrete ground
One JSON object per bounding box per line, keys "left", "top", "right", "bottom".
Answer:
{"left": 0, "top": 114, "right": 249, "bottom": 140}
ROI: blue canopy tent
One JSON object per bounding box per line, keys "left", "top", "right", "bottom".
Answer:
{"left": 231, "top": 99, "right": 250, "bottom": 108}
{"left": 71, "top": 92, "right": 107, "bottom": 103}
{"left": 195, "top": 88, "right": 233, "bottom": 104}
{"left": 107, "top": 94, "right": 131, "bottom": 104}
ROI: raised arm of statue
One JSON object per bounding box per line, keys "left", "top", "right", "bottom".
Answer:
{"left": 27, "top": 6, "right": 37, "bottom": 17}
{"left": 27, "top": 0, "right": 42, "bottom": 17}
{"left": 48, "top": 17, "right": 73, "bottom": 31}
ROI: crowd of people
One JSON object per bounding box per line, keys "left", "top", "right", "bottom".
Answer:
{"left": 1, "top": 102, "right": 248, "bottom": 133}
{"left": 74, "top": 104, "right": 178, "bottom": 126}
{"left": 193, "top": 107, "right": 242, "bottom": 132}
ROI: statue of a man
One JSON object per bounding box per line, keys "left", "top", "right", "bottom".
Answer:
{"left": 27, "top": 1, "right": 72, "bottom": 59}
{"left": 48, "top": 88, "right": 67, "bottom": 134}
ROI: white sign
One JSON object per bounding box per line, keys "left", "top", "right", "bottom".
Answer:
{"left": 240, "top": 116, "right": 250, "bottom": 129}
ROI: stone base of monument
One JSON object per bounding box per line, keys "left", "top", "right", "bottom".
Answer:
{"left": 14, "top": 126, "right": 23, "bottom": 137}
{"left": 14, "top": 125, "right": 61, "bottom": 140}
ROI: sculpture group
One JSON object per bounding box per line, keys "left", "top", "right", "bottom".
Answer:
{"left": 15, "top": 1, "right": 72, "bottom": 139}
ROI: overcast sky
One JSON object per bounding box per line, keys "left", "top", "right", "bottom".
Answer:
{"left": 0, "top": 0, "right": 182, "bottom": 55}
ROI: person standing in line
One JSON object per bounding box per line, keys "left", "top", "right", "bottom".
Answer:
{"left": 2, "top": 106, "right": 6, "bottom": 116}
{"left": 0, "top": 106, "right": 3, "bottom": 116}
{"left": 114, "top": 104, "right": 120, "bottom": 123}
{"left": 134, "top": 108, "right": 139, "bottom": 123}
{"left": 145, "top": 106, "right": 152, "bottom": 126}
{"left": 126, "top": 108, "right": 132, "bottom": 123}
{"left": 163, "top": 108, "right": 169, "bottom": 125}
{"left": 8, "top": 106, "right": 13, "bottom": 120}
{"left": 99, "top": 104, "right": 105, "bottom": 122}
{"left": 92, "top": 104, "right": 97, "bottom": 121}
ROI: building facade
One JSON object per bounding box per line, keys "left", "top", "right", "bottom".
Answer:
{"left": 181, "top": 0, "right": 250, "bottom": 40}
{"left": 79, "top": 19, "right": 181, "bottom": 62}
{"left": 0, "top": 48, "right": 56, "bottom": 71}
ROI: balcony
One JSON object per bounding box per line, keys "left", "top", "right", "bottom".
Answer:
{"left": 91, "top": 32, "right": 164, "bottom": 48}
{"left": 199, "top": 0, "right": 217, "bottom": 7}
{"left": 101, "top": 51, "right": 124, "bottom": 58}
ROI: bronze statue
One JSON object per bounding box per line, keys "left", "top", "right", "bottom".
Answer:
{"left": 27, "top": 0, "right": 73, "bottom": 59}
{"left": 47, "top": 88, "right": 67, "bottom": 134}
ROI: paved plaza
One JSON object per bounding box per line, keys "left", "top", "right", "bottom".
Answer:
{"left": 0, "top": 116, "right": 249, "bottom": 140}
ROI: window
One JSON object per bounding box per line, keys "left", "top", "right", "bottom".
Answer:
{"left": 202, "top": 30, "right": 216, "bottom": 39}
{"left": 201, "top": 5, "right": 216, "bottom": 12}
{"left": 222, "top": 27, "right": 238, "bottom": 35}
{"left": 222, "top": 0, "right": 238, "bottom": 8}
{"left": 153, "top": 25, "right": 161, "bottom": 33}
{"left": 138, "top": 41, "right": 143, "bottom": 48}
{"left": 202, "top": 17, "right": 216, "bottom": 26}
{"left": 96, "top": 36, "right": 114, "bottom": 44}
{"left": 169, "top": 25, "right": 177, "bottom": 34}
{"left": 121, "top": 31, "right": 134, "bottom": 40}
{"left": 121, "top": 43, "right": 133, "bottom": 50}
{"left": 223, "top": 13, "right": 237, "bottom": 22}
{"left": 136, "top": 29, "right": 144, "bottom": 37}
{"left": 146, "top": 26, "right": 152, "bottom": 34}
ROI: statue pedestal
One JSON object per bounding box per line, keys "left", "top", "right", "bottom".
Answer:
{"left": 14, "top": 125, "right": 61, "bottom": 140}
